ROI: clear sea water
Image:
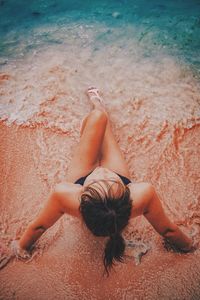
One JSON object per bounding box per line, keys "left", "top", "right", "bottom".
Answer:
{"left": 0, "top": 0, "right": 200, "bottom": 75}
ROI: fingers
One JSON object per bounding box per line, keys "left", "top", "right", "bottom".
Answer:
{"left": 10, "top": 240, "right": 31, "bottom": 260}
{"left": 87, "top": 87, "right": 101, "bottom": 98}
{"left": 0, "top": 239, "right": 33, "bottom": 270}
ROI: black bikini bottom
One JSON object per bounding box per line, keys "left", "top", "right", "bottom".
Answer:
{"left": 74, "top": 170, "right": 131, "bottom": 186}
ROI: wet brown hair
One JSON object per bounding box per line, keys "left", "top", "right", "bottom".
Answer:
{"left": 79, "top": 180, "right": 132, "bottom": 275}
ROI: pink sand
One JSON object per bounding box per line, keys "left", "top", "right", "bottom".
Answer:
{"left": 0, "top": 47, "right": 200, "bottom": 299}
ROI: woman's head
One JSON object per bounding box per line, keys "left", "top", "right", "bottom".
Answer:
{"left": 79, "top": 180, "right": 132, "bottom": 275}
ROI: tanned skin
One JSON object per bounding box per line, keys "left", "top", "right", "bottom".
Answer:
{"left": 18, "top": 88, "right": 193, "bottom": 254}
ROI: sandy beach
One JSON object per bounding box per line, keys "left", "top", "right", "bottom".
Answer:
{"left": 0, "top": 1, "right": 200, "bottom": 298}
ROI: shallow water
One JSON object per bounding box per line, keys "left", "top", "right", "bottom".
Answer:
{"left": 0, "top": 0, "right": 200, "bottom": 299}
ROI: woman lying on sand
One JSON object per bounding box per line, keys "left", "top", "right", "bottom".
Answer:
{"left": 11, "top": 87, "right": 194, "bottom": 274}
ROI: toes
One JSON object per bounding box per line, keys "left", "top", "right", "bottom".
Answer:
{"left": 87, "top": 87, "right": 99, "bottom": 95}
{"left": 86, "top": 87, "right": 105, "bottom": 109}
{"left": 88, "top": 86, "right": 97, "bottom": 91}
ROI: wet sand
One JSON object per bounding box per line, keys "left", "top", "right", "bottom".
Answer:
{"left": 0, "top": 46, "right": 200, "bottom": 299}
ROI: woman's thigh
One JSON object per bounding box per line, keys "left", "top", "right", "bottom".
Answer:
{"left": 66, "top": 110, "right": 107, "bottom": 183}
{"left": 100, "top": 121, "right": 131, "bottom": 178}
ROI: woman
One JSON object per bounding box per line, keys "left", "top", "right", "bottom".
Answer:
{"left": 12, "top": 87, "right": 193, "bottom": 274}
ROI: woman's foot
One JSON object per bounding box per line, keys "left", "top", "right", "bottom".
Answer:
{"left": 86, "top": 87, "right": 106, "bottom": 111}
{"left": 80, "top": 87, "right": 107, "bottom": 136}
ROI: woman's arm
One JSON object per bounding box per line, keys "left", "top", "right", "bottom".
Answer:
{"left": 19, "top": 190, "right": 64, "bottom": 251}
{"left": 17, "top": 182, "right": 81, "bottom": 253}
{"left": 130, "top": 183, "right": 193, "bottom": 252}
{"left": 144, "top": 185, "right": 192, "bottom": 251}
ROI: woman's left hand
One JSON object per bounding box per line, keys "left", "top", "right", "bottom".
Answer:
{"left": 10, "top": 240, "right": 32, "bottom": 260}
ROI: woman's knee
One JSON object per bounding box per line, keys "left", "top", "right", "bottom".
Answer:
{"left": 90, "top": 109, "right": 108, "bottom": 125}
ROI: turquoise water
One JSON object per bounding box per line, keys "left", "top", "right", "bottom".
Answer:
{"left": 0, "top": 0, "right": 200, "bottom": 75}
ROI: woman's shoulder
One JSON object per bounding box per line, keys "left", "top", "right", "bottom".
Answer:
{"left": 53, "top": 182, "right": 83, "bottom": 218}
{"left": 127, "top": 182, "right": 153, "bottom": 218}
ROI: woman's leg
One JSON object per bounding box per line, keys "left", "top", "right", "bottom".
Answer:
{"left": 66, "top": 108, "right": 107, "bottom": 183}
{"left": 100, "top": 119, "right": 131, "bottom": 178}
{"left": 82, "top": 88, "right": 131, "bottom": 178}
